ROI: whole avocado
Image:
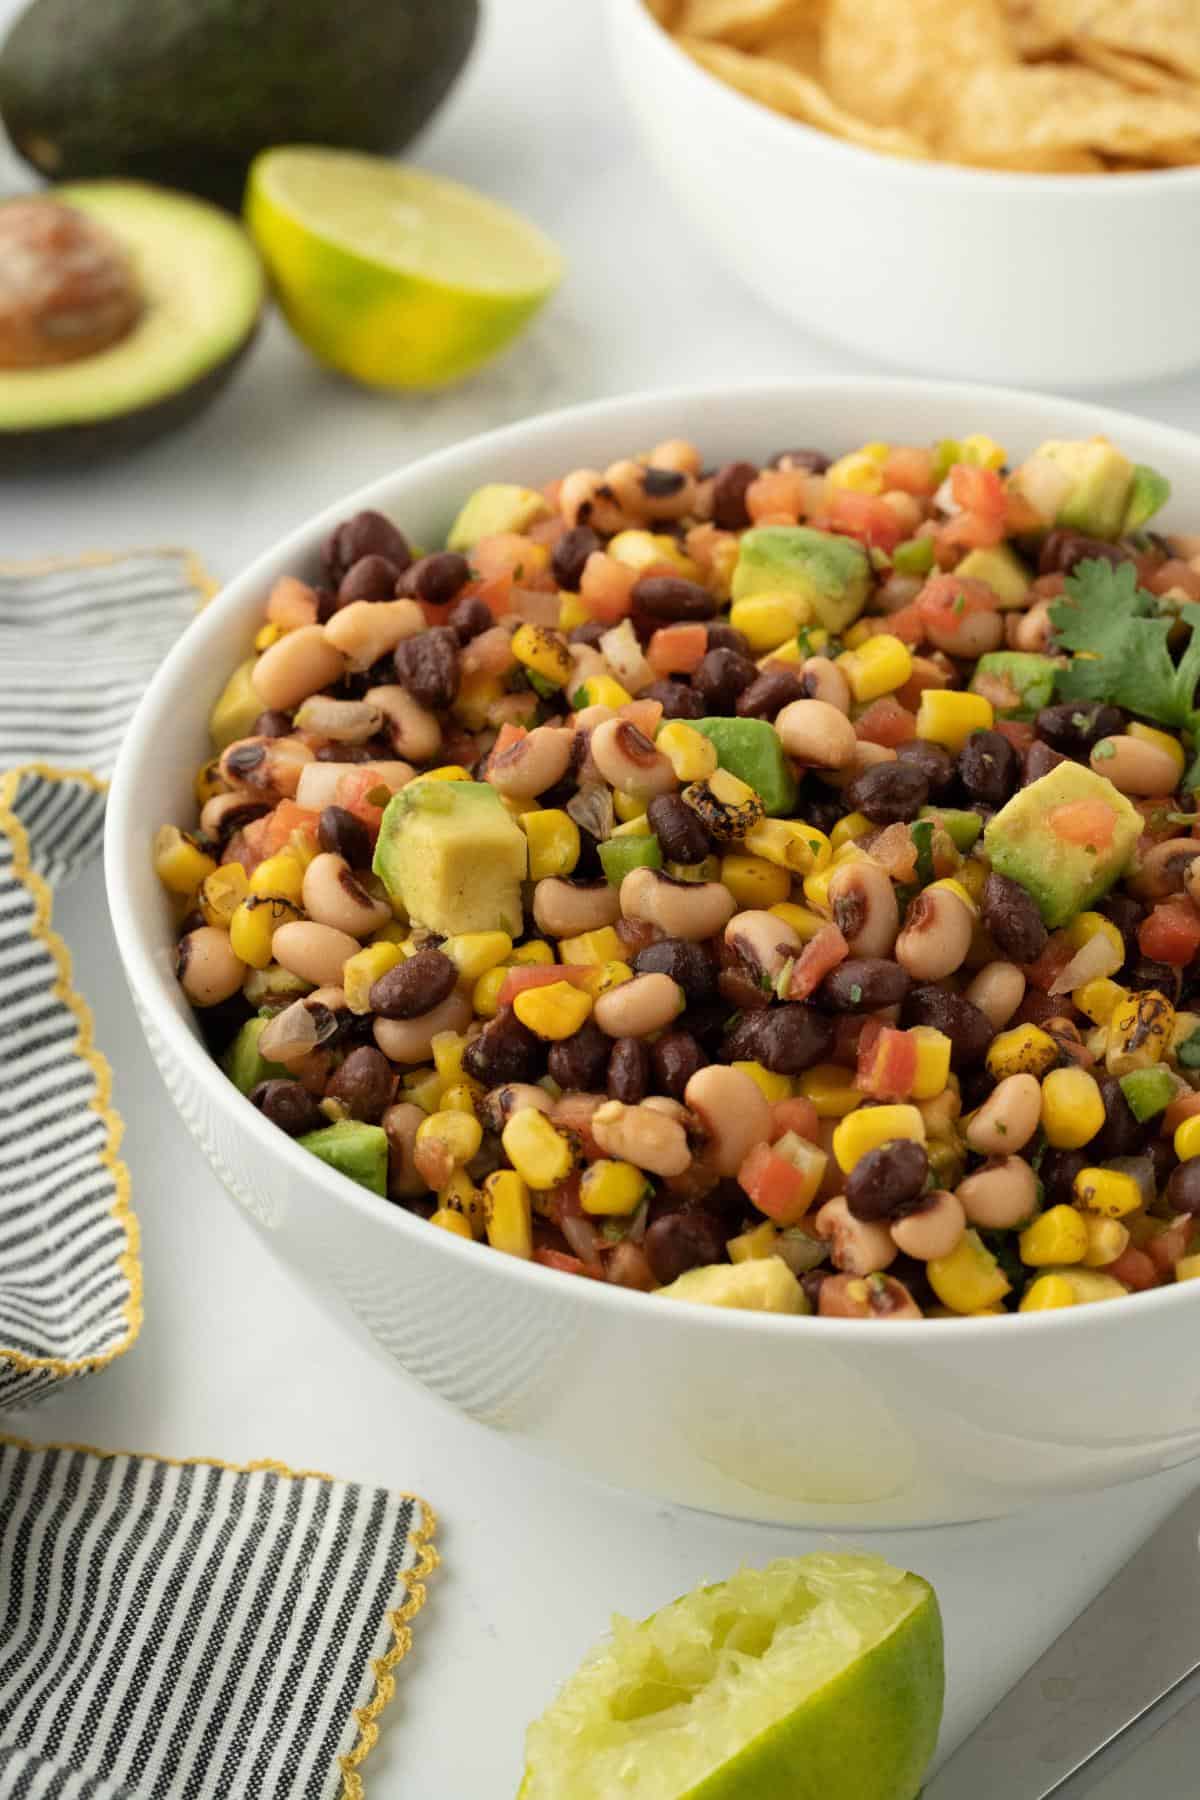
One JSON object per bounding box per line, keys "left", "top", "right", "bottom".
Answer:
{"left": 0, "top": 0, "right": 480, "bottom": 209}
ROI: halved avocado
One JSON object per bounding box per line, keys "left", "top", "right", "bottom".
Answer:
{"left": 0, "top": 181, "right": 264, "bottom": 467}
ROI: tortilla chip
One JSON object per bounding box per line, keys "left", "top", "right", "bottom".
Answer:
{"left": 1071, "top": 38, "right": 1194, "bottom": 94}
{"left": 938, "top": 62, "right": 1200, "bottom": 162}
{"left": 644, "top": 0, "right": 684, "bottom": 24}
{"left": 1000, "top": 0, "right": 1067, "bottom": 59}
{"left": 756, "top": 25, "right": 824, "bottom": 79}
{"left": 969, "top": 146, "right": 1107, "bottom": 170}
{"left": 821, "top": 0, "right": 1014, "bottom": 130}
{"left": 1038, "top": 0, "right": 1200, "bottom": 82}
{"left": 677, "top": 0, "right": 824, "bottom": 46}
{"left": 680, "top": 35, "right": 932, "bottom": 155}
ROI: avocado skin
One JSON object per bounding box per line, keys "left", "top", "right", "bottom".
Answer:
{"left": 0, "top": 0, "right": 480, "bottom": 209}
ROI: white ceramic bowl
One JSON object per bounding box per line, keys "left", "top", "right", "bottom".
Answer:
{"left": 108, "top": 377, "right": 1200, "bottom": 1527}
{"left": 603, "top": 0, "right": 1200, "bottom": 390}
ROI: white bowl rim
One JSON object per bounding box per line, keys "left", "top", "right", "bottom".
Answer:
{"left": 106, "top": 371, "right": 1200, "bottom": 1348}
{"left": 607, "top": 0, "right": 1200, "bottom": 195}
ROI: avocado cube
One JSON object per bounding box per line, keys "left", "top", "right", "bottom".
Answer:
{"left": 983, "top": 763, "right": 1141, "bottom": 928}
{"left": 731, "top": 526, "right": 871, "bottom": 633}
{"left": 969, "top": 652, "right": 1058, "bottom": 719}
{"left": 297, "top": 1120, "right": 388, "bottom": 1197}
{"left": 690, "top": 717, "right": 797, "bottom": 816}
{"left": 373, "top": 779, "right": 527, "bottom": 937}
{"left": 658, "top": 1256, "right": 808, "bottom": 1313}
{"left": 955, "top": 544, "right": 1031, "bottom": 607}
{"left": 1015, "top": 437, "right": 1134, "bottom": 542}
{"left": 1124, "top": 464, "right": 1171, "bottom": 534}
{"left": 446, "top": 483, "right": 552, "bottom": 551}
{"left": 222, "top": 1016, "right": 291, "bottom": 1096}
{"left": 209, "top": 657, "right": 264, "bottom": 751}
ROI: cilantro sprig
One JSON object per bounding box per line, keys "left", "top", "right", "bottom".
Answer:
{"left": 1049, "top": 560, "right": 1200, "bottom": 789}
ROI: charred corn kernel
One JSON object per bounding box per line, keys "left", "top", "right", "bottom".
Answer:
{"left": 684, "top": 770, "right": 764, "bottom": 842}
{"left": 575, "top": 675, "right": 633, "bottom": 711}
{"left": 721, "top": 853, "right": 791, "bottom": 909}
{"left": 830, "top": 812, "right": 874, "bottom": 852}
{"left": 511, "top": 623, "right": 572, "bottom": 689}
{"left": 559, "top": 926, "right": 626, "bottom": 966}
{"left": 1176, "top": 1252, "right": 1200, "bottom": 1282}
{"left": 1176, "top": 1115, "right": 1200, "bottom": 1162}
{"left": 833, "top": 1103, "right": 925, "bottom": 1171}
{"left": 440, "top": 1081, "right": 480, "bottom": 1116}
{"left": 483, "top": 1170, "right": 533, "bottom": 1258}
{"left": 194, "top": 758, "right": 227, "bottom": 806}
{"left": 230, "top": 896, "right": 299, "bottom": 969}
{"left": 732, "top": 1060, "right": 793, "bottom": 1104}
{"left": 956, "top": 856, "right": 987, "bottom": 905}
{"left": 502, "top": 1109, "right": 575, "bottom": 1190}
{"left": 1106, "top": 990, "right": 1174, "bottom": 1075}
{"left": 249, "top": 851, "right": 305, "bottom": 905}
{"left": 472, "top": 967, "right": 508, "bottom": 1019}
{"left": 798, "top": 1064, "right": 864, "bottom": 1118}
{"left": 1040, "top": 1066, "right": 1105, "bottom": 1148}
{"left": 431, "top": 1031, "right": 470, "bottom": 1090}
{"left": 910, "top": 1027, "right": 953, "bottom": 1100}
{"left": 154, "top": 826, "right": 217, "bottom": 895}
{"left": 928, "top": 876, "right": 978, "bottom": 918}
{"left": 417, "top": 1108, "right": 482, "bottom": 1168}
{"left": 1074, "top": 977, "right": 1126, "bottom": 1025}
{"left": 987, "top": 1022, "right": 1058, "bottom": 1081}
{"left": 611, "top": 814, "right": 653, "bottom": 838}
{"left": 580, "top": 1158, "right": 651, "bottom": 1217}
{"left": 574, "top": 959, "right": 633, "bottom": 999}
{"left": 199, "top": 862, "right": 249, "bottom": 928}
{"left": 403, "top": 1066, "right": 444, "bottom": 1114}
{"left": 513, "top": 980, "right": 593, "bottom": 1040}
{"left": 558, "top": 591, "right": 591, "bottom": 633}
{"left": 1128, "top": 720, "right": 1186, "bottom": 776}
{"left": 430, "top": 1207, "right": 473, "bottom": 1240}
{"left": 454, "top": 668, "right": 506, "bottom": 729}
{"left": 770, "top": 901, "right": 829, "bottom": 942}
{"left": 438, "top": 1167, "right": 485, "bottom": 1237}
{"left": 745, "top": 819, "right": 831, "bottom": 875}
{"left": 442, "top": 931, "right": 513, "bottom": 981}
{"left": 607, "top": 528, "right": 699, "bottom": 580}
{"left": 520, "top": 809, "right": 580, "bottom": 879}
{"left": 657, "top": 722, "right": 718, "bottom": 783}
{"left": 928, "top": 1230, "right": 1010, "bottom": 1313}
{"left": 727, "top": 1219, "right": 779, "bottom": 1263}
{"left": 916, "top": 689, "right": 994, "bottom": 752}
{"left": 1020, "top": 1205, "right": 1088, "bottom": 1265}
{"left": 729, "top": 594, "right": 810, "bottom": 652}
{"left": 1019, "top": 1274, "right": 1077, "bottom": 1312}
{"left": 343, "top": 941, "right": 404, "bottom": 1013}
{"left": 613, "top": 788, "right": 647, "bottom": 823}
{"left": 254, "top": 621, "right": 281, "bottom": 651}
{"left": 827, "top": 443, "right": 887, "bottom": 493}
{"left": 837, "top": 634, "right": 913, "bottom": 703}
{"left": 1082, "top": 1215, "right": 1130, "bottom": 1268}
{"left": 509, "top": 939, "right": 556, "bottom": 967}
{"left": 959, "top": 434, "right": 1006, "bottom": 470}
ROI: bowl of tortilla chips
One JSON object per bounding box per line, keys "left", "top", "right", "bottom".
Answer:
{"left": 606, "top": 0, "right": 1200, "bottom": 386}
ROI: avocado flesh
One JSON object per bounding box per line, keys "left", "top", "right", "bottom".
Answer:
{"left": 1020, "top": 437, "right": 1134, "bottom": 541}
{"left": 297, "top": 1120, "right": 389, "bottom": 1197}
{"left": 373, "top": 779, "right": 527, "bottom": 938}
{"left": 447, "top": 484, "right": 552, "bottom": 551}
{"left": 970, "top": 652, "right": 1058, "bottom": 719}
{"left": 1125, "top": 464, "right": 1171, "bottom": 533}
{"left": 731, "top": 526, "right": 871, "bottom": 633}
{"left": 222, "top": 1016, "right": 291, "bottom": 1096}
{"left": 0, "top": 182, "right": 263, "bottom": 464}
{"left": 983, "top": 763, "right": 1141, "bottom": 928}
{"left": 955, "top": 544, "right": 1030, "bottom": 606}
{"left": 658, "top": 1257, "right": 808, "bottom": 1313}
{"left": 690, "top": 717, "right": 797, "bottom": 816}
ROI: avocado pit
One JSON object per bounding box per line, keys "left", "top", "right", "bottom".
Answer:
{"left": 0, "top": 196, "right": 142, "bottom": 369}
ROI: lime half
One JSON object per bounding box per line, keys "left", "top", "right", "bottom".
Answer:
{"left": 519, "top": 1554, "right": 943, "bottom": 1800}
{"left": 245, "top": 146, "right": 563, "bottom": 389}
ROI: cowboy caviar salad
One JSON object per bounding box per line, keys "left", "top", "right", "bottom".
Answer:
{"left": 157, "top": 428, "right": 1200, "bottom": 1320}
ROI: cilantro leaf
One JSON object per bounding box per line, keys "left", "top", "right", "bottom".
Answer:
{"left": 1051, "top": 560, "right": 1200, "bottom": 730}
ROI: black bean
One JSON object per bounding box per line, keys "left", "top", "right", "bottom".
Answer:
{"left": 1091, "top": 1075, "right": 1147, "bottom": 1160}
{"left": 1123, "top": 955, "right": 1181, "bottom": 1003}
{"left": 634, "top": 938, "right": 716, "bottom": 1001}
{"left": 958, "top": 730, "right": 1019, "bottom": 809}
{"left": 901, "top": 985, "right": 995, "bottom": 1066}
{"left": 224, "top": 741, "right": 267, "bottom": 782}
{"left": 1098, "top": 892, "right": 1143, "bottom": 955}
{"left": 1034, "top": 701, "right": 1125, "bottom": 756}
{"left": 693, "top": 647, "right": 758, "bottom": 712}
{"left": 210, "top": 799, "right": 271, "bottom": 846}
{"left": 1168, "top": 1160, "right": 1200, "bottom": 1216}
{"left": 446, "top": 594, "right": 493, "bottom": 645}
{"left": 569, "top": 619, "right": 607, "bottom": 649}
{"left": 818, "top": 959, "right": 911, "bottom": 1012}
{"left": 632, "top": 575, "right": 720, "bottom": 622}
{"left": 325, "top": 1046, "right": 395, "bottom": 1123}
{"left": 607, "top": 1037, "right": 651, "bottom": 1103}
{"left": 369, "top": 949, "right": 458, "bottom": 1019}
{"left": 706, "top": 623, "right": 751, "bottom": 656}
{"left": 800, "top": 1269, "right": 828, "bottom": 1311}
{"left": 652, "top": 1030, "right": 707, "bottom": 1099}
{"left": 770, "top": 448, "right": 830, "bottom": 474}
{"left": 1150, "top": 1136, "right": 1179, "bottom": 1194}
{"left": 396, "top": 551, "right": 471, "bottom": 607}
{"left": 547, "top": 1019, "right": 610, "bottom": 1091}
{"left": 337, "top": 554, "right": 402, "bottom": 606}
{"left": 393, "top": 626, "right": 459, "bottom": 709}
{"left": 640, "top": 679, "right": 705, "bottom": 720}
{"left": 249, "top": 1079, "right": 325, "bottom": 1136}
{"left": 1039, "top": 1148, "right": 1089, "bottom": 1209}
{"left": 1038, "top": 530, "right": 1134, "bottom": 577}
{"left": 677, "top": 998, "right": 730, "bottom": 1049}
{"left": 642, "top": 465, "right": 686, "bottom": 497}
{"left": 710, "top": 461, "right": 758, "bottom": 530}
{"left": 724, "top": 1004, "right": 834, "bottom": 1073}
{"left": 318, "top": 804, "right": 371, "bottom": 867}
{"left": 1023, "top": 741, "right": 1067, "bottom": 785}
{"left": 251, "top": 709, "right": 292, "bottom": 739}
{"left": 553, "top": 525, "right": 602, "bottom": 591}
{"left": 845, "top": 1140, "right": 929, "bottom": 1223}
{"left": 981, "top": 872, "right": 1048, "bottom": 964}
{"left": 896, "top": 739, "right": 956, "bottom": 798}
{"left": 463, "top": 1007, "right": 542, "bottom": 1087}
{"left": 736, "top": 666, "right": 805, "bottom": 720}
{"left": 845, "top": 761, "right": 929, "bottom": 825}
{"left": 197, "top": 990, "right": 253, "bottom": 1055}
{"left": 321, "top": 510, "right": 411, "bottom": 584}
{"left": 647, "top": 793, "right": 712, "bottom": 864}
{"left": 644, "top": 1209, "right": 727, "bottom": 1285}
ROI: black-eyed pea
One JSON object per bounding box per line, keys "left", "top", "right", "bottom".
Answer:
{"left": 683, "top": 1064, "right": 771, "bottom": 1176}
{"left": 923, "top": 607, "right": 1003, "bottom": 659}
{"left": 301, "top": 852, "right": 393, "bottom": 938}
{"left": 373, "top": 989, "right": 474, "bottom": 1064}
{"left": 619, "top": 868, "right": 736, "bottom": 941}
{"left": 1091, "top": 734, "right": 1181, "bottom": 797}
{"left": 818, "top": 1272, "right": 922, "bottom": 1319}
{"left": 1130, "top": 837, "right": 1200, "bottom": 901}
{"left": 723, "top": 908, "right": 803, "bottom": 981}
{"left": 965, "top": 1072, "right": 1041, "bottom": 1155}
{"left": 272, "top": 919, "right": 361, "bottom": 988}
{"left": 559, "top": 467, "right": 627, "bottom": 533}
{"left": 591, "top": 1100, "right": 691, "bottom": 1176}
{"left": 294, "top": 759, "right": 413, "bottom": 812}
{"left": 589, "top": 717, "right": 677, "bottom": 800}
{"left": 532, "top": 877, "right": 621, "bottom": 938}
{"left": 382, "top": 1101, "right": 427, "bottom": 1198}
{"left": 365, "top": 684, "right": 443, "bottom": 764}
{"left": 251, "top": 624, "right": 345, "bottom": 711}
{"left": 814, "top": 1195, "right": 898, "bottom": 1277}
{"left": 890, "top": 1189, "right": 966, "bottom": 1261}
{"left": 644, "top": 438, "right": 703, "bottom": 476}
{"left": 293, "top": 696, "right": 383, "bottom": 743}
{"left": 956, "top": 1155, "right": 1037, "bottom": 1229}
{"left": 1009, "top": 600, "right": 1053, "bottom": 653}
{"left": 775, "top": 698, "right": 858, "bottom": 769}
{"left": 176, "top": 927, "right": 244, "bottom": 1006}
{"left": 798, "top": 657, "right": 851, "bottom": 714}
{"left": 486, "top": 725, "right": 574, "bottom": 798}
{"left": 481, "top": 1083, "right": 555, "bottom": 1133}
{"left": 323, "top": 598, "right": 425, "bottom": 669}
{"left": 593, "top": 972, "right": 683, "bottom": 1037}
{"left": 828, "top": 861, "right": 900, "bottom": 959}
{"left": 964, "top": 960, "right": 1026, "bottom": 1029}
{"left": 895, "top": 884, "right": 974, "bottom": 982}
{"left": 219, "top": 735, "right": 314, "bottom": 801}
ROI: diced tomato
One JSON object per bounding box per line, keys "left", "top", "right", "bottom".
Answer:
{"left": 995, "top": 719, "right": 1036, "bottom": 756}
{"left": 490, "top": 721, "right": 528, "bottom": 759}
{"left": 1048, "top": 799, "right": 1118, "bottom": 851}
{"left": 259, "top": 800, "right": 319, "bottom": 858}
{"left": 1139, "top": 900, "right": 1200, "bottom": 967}
{"left": 769, "top": 1096, "right": 820, "bottom": 1144}
{"left": 527, "top": 513, "right": 566, "bottom": 549}
{"left": 1163, "top": 1089, "right": 1200, "bottom": 1137}
{"left": 1148, "top": 1217, "right": 1196, "bottom": 1279}
{"left": 917, "top": 574, "right": 999, "bottom": 644}
{"left": 823, "top": 489, "right": 905, "bottom": 555}
{"left": 1022, "top": 933, "right": 1073, "bottom": 991}
{"left": 865, "top": 822, "right": 919, "bottom": 883}
{"left": 895, "top": 655, "right": 950, "bottom": 710}
{"left": 746, "top": 469, "right": 810, "bottom": 524}
{"left": 579, "top": 552, "right": 637, "bottom": 624}
{"left": 854, "top": 696, "right": 917, "bottom": 747}
{"left": 496, "top": 965, "right": 597, "bottom": 1007}
{"left": 882, "top": 446, "right": 937, "bottom": 496}
{"left": 472, "top": 531, "right": 556, "bottom": 589}
{"left": 334, "top": 770, "right": 389, "bottom": 834}
{"left": 738, "top": 1142, "right": 811, "bottom": 1225}
{"left": 620, "top": 698, "right": 663, "bottom": 737}
{"left": 950, "top": 463, "right": 1006, "bottom": 519}
{"left": 646, "top": 623, "right": 708, "bottom": 676}
{"left": 1102, "top": 1245, "right": 1158, "bottom": 1292}
{"left": 1004, "top": 489, "right": 1047, "bottom": 536}
{"left": 786, "top": 923, "right": 849, "bottom": 1000}
{"left": 856, "top": 1024, "right": 919, "bottom": 1100}
{"left": 225, "top": 813, "right": 272, "bottom": 874}
{"left": 878, "top": 601, "right": 927, "bottom": 646}
{"left": 533, "top": 1248, "right": 606, "bottom": 1280}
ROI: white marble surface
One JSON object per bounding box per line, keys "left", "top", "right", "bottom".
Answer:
{"left": 4, "top": 0, "right": 1200, "bottom": 1792}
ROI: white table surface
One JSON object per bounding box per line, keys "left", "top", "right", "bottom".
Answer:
{"left": 5, "top": 1, "right": 1200, "bottom": 1793}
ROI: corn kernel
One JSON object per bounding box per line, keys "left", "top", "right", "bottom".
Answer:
{"left": 417, "top": 1108, "right": 483, "bottom": 1180}
{"left": 956, "top": 856, "right": 987, "bottom": 905}
{"left": 575, "top": 675, "right": 633, "bottom": 711}
{"left": 986, "top": 1022, "right": 1059, "bottom": 1081}
{"left": 509, "top": 940, "right": 556, "bottom": 967}
{"left": 916, "top": 689, "right": 994, "bottom": 752}
{"left": 343, "top": 941, "right": 404, "bottom": 1013}
{"left": 511, "top": 622, "right": 572, "bottom": 688}
{"left": 832, "top": 1103, "right": 925, "bottom": 1171}
{"left": 837, "top": 634, "right": 913, "bottom": 703}
{"left": 1064, "top": 911, "right": 1124, "bottom": 958}
{"left": 610, "top": 815, "right": 652, "bottom": 841}
{"left": 454, "top": 668, "right": 506, "bottom": 730}
{"left": 442, "top": 931, "right": 513, "bottom": 982}
{"left": 830, "top": 812, "right": 874, "bottom": 852}
{"left": 557, "top": 591, "right": 591, "bottom": 634}
{"left": 154, "top": 825, "right": 217, "bottom": 896}
{"left": 708, "top": 767, "right": 759, "bottom": 810}
{"left": 229, "top": 895, "right": 299, "bottom": 970}
{"left": 1076, "top": 1166, "right": 1146, "bottom": 1217}
{"left": 520, "top": 809, "right": 581, "bottom": 880}
{"left": 1171, "top": 1010, "right": 1200, "bottom": 1058}
{"left": 732, "top": 1060, "right": 793, "bottom": 1104}
{"left": 1082, "top": 1214, "right": 1129, "bottom": 1268}
{"left": 657, "top": 721, "right": 719, "bottom": 783}
{"left": 606, "top": 529, "right": 699, "bottom": 580}
{"left": 472, "top": 967, "right": 508, "bottom": 1019}
{"left": 580, "top": 1158, "right": 651, "bottom": 1217}
{"left": 483, "top": 1169, "right": 533, "bottom": 1258}
{"left": 437, "top": 1166, "right": 485, "bottom": 1237}
{"left": 798, "top": 1064, "right": 864, "bottom": 1118}
{"left": 1074, "top": 977, "right": 1126, "bottom": 1025}
{"left": 559, "top": 926, "right": 626, "bottom": 966}
{"left": 249, "top": 851, "right": 306, "bottom": 905}
{"left": 574, "top": 960, "right": 633, "bottom": 999}
{"left": 199, "top": 862, "right": 249, "bottom": 928}
{"left": 1019, "top": 1274, "right": 1077, "bottom": 1312}
{"left": 612, "top": 788, "right": 646, "bottom": 823}
{"left": 744, "top": 819, "right": 830, "bottom": 875}
{"left": 194, "top": 758, "right": 228, "bottom": 807}
{"left": 1020, "top": 1205, "right": 1088, "bottom": 1265}
{"left": 1107, "top": 990, "right": 1174, "bottom": 1075}
{"left": 803, "top": 845, "right": 867, "bottom": 910}
{"left": 728, "top": 1220, "right": 780, "bottom": 1263}
{"left": 1176, "top": 1115, "right": 1200, "bottom": 1162}
{"left": 499, "top": 794, "right": 541, "bottom": 819}
{"left": 502, "top": 1109, "right": 575, "bottom": 1189}
{"left": 513, "top": 980, "right": 593, "bottom": 1040}
{"left": 928, "top": 1229, "right": 1011, "bottom": 1313}
{"left": 430, "top": 1207, "right": 473, "bottom": 1240}
{"left": 1176, "top": 1252, "right": 1200, "bottom": 1282}
{"left": 403, "top": 1066, "right": 444, "bottom": 1114}
{"left": 827, "top": 444, "right": 888, "bottom": 493}
{"left": 440, "top": 1081, "right": 481, "bottom": 1116}
{"left": 959, "top": 434, "right": 1006, "bottom": 470}
{"left": 910, "top": 1027, "right": 952, "bottom": 1100}
{"left": 720, "top": 852, "right": 791, "bottom": 909}
{"left": 254, "top": 621, "right": 281, "bottom": 651}
{"left": 1040, "top": 1065, "right": 1105, "bottom": 1149}
{"left": 1128, "top": 720, "right": 1185, "bottom": 776}
{"left": 769, "top": 902, "right": 829, "bottom": 943}
{"left": 431, "top": 1031, "right": 470, "bottom": 1090}
{"left": 729, "top": 594, "right": 810, "bottom": 652}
